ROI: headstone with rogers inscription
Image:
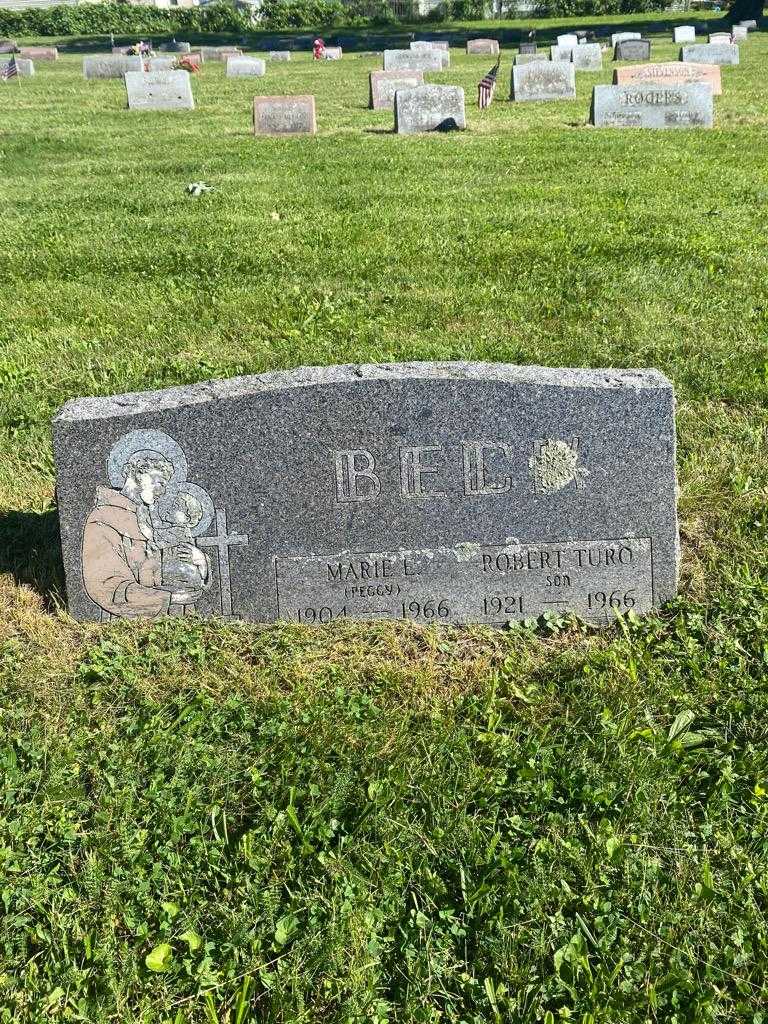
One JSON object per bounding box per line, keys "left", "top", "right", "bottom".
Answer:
{"left": 52, "top": 362, "right": 679, "bottom": 626}
{"left": 590, "top": 82, "right": 713, "bottom": 128}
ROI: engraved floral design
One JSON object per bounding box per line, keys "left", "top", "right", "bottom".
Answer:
{"left": 529, "top": 437, "right": 589, "bottom": 494}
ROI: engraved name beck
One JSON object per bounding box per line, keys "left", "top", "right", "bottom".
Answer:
{"left": 334, "top": 438, "right": 588, "bottom": 503}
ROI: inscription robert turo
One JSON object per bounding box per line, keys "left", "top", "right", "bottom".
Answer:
{"left": 53, "top": 362, "right": 679, "bottom": 626}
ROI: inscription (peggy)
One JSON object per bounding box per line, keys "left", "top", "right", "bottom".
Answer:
{"left": 275, "top": 537, "right": 654, "bottom": 625}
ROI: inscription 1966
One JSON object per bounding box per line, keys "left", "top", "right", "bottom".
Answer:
{"left": 275, "top": 537, "right": 653, "bottom": 626}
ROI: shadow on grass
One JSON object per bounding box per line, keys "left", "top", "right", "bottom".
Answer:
{"left": 0, "top": 508, "right": 65, "bottom": 611}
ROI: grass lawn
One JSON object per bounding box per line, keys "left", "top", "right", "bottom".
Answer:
{"left": 1, "top": 16, "right": 767, "bottom": 1022}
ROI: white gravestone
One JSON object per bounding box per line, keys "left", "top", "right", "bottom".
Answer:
{"left": 384, "top": 49, "right": 443, "bottom": 71}
{"left": 394, "top": 84, "right": 465, "bottom": 134}
{"left": 611, "top": 31, "right": 641, "bottom": 46}
{"left": 673, "top": 26, "right": 696, "bottom": 43}
{"left": 226, "top": 57, "right": 266, "bottom": 77}
{"left": 125, "top": 71, "right": 194, "bottom": 111}
{"left": 512, "top": 60, "right": 576, "bottom": 101}
{"left": 571, "top": 43, "right": 602, "bottom": 70}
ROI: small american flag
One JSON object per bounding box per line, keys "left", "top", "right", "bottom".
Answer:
{"left": 1, "top": 55, "right": 18, "bottom": 81}
{"left": 478, "top": 58, "right": 500, "bottom": 109}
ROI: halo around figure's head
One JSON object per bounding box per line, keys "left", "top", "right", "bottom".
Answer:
{"left": 156, "top": 481, "right": 215, "bottom": 538}
{"left": 107, "top": 429, "right": 188, "bottom": 488}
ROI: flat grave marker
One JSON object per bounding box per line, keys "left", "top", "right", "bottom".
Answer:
{"left": 394, "top": 84, "right": 465, "bottom": 133}
{"left": 125, "top": 70, "right": 194, "bottom": 111}
{"left": 512, "top": 60, "right": 576, "bottom": 101}
{"left": 269, "top": 51, "right": 291, "bottom": 60}
{"left": 52, "top": 362, "right": 679, "bottom": 626}
{"left": 591, "top": 82, "right": 713, "bottom": 128}
{"left": 369, "top": 68, "right": 424, "bottom": 109}
{"left": 253, "top": 94, "right": 316, "bottom": 134}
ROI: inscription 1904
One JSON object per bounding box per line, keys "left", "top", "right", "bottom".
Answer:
{"left": 53, "top": 362, "right": 679, "bottom": 625}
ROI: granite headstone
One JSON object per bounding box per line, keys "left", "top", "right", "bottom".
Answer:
{"left": 591, "top": 82, "right": 713, "bottom": 128}
{"left": 1, "top": 57, "right": 33, "bottom": 76}
{"left": 147, "top": 56, "right": 176, "bottom": 72}
{"left": 52, "top": 362, "right": 679, "bottom": 626}
{"left": 571, "top": 43, "right": 602, "bottom": 70}
{"left": 394, "top": 84, "right": 465, "bottom": 133}
{"left": 614, "top": 38, "right": 652, "bottom": 61}
{"left": 226, "top": 56, "right": 266, "bottom": 76}
{"left": 512, "top": 60, "right": 576, "bottom": 101}
{"left": 467, "top": 39, "right": 500, "bottom": 55}
{"left": 519, "top": 42, "right": 537, "bottom": 54}
{"left": 84, "top": 55, "right": 143, "bottom": 80}
{"left": 383, "top": 49, "right": 443, "bottom": 71}
{"left": 557, "top": 33, "right": 579, "bottom": 47}
{"left": 515, "top": 53, "right": 548, "bottom": 65}
{"left": 738, "top": 19, "right": 757, "bottom": 28}
{"left": 614, "top": 60, "right": 721, "bottom": 95}
{"left": 611, "top": 31, "right": 641, "bottom": 46}
{"left": 125, "top": 70, "right": 194, "bottom": 111}
{"left": 269, "top": 50, "right": 292, "bottom": 60}
{"left": 730, "top": 25, "right": 748, "bottom": 40}
{"left": 19, "top": 45, "right": 57, "bottom": 60}
{"left": 681, "top": 42, "right": 739, "bottom": 64}
{"left": 708, "top": 32, "right": 732, "bottom": 43}
{"left": 369, "top": 69, "right": 424, "bottom": 109}
{"left": 252, "top": 94, "right": 316, "bottom": 134}
{"left": 550, "top": 44, "right": 575, "bottom": 61}
{"left": 673, "top": 25, "right": 697, "bottom": 43}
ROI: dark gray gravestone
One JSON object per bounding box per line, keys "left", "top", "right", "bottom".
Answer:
{"left": 590, "top": 82, "right": 713, "bottom": 128}
{"left": 53, "top": 362, "right": 679, "bottom": 626}
{"left": 614, "top": 38, "right": 652, "bottom": 60}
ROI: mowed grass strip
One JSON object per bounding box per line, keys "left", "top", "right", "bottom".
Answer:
{"left": 0, "top": 17, "right": 767, "bottom": 1022}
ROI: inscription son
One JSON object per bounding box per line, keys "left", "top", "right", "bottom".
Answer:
{"left": 53, "top": 362, "right": 679, "bottom": 625}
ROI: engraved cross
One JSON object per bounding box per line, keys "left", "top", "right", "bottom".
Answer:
{"left": 197, "top": 509, "right": 248, "bottom": 618}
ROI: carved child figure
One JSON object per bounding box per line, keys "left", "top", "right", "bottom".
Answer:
{"left": 154, "top": 490, "right": 210, "bottom": 603}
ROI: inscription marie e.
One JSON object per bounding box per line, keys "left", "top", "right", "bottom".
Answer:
{"left": 333, "top": 439, "right": 581, "bottom": 503}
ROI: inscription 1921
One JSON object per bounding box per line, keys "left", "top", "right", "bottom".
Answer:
{"left": 276, "top": 537, "right": 654, "bottom": 626}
